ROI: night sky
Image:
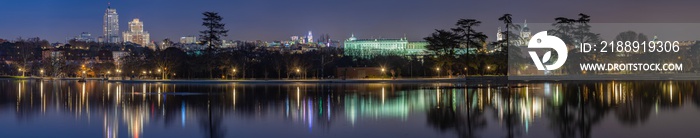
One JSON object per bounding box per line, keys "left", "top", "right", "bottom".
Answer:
{"left": 1, "top": 0, "right": 700, "bottom": 43}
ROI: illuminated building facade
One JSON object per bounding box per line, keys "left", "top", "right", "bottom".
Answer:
{"left": 516, "top": 20, "right": 531, "bottom": 46}
{"left": 122, "top": 18, "right": 151, "bottom": 46}
{"left": 307, "top": 31, "right": 314, "bottom": 44}
{"left": 343, "top": 34, "right": 428, "bottom": 59}
{"left": 74, "top": 32, "right": 95, "bottom": 42}
{"left": 103, "top": 6, "right": 120, "bottom": 43}
{"left": 179, "top": 36, "right": 197, "bottom": 44}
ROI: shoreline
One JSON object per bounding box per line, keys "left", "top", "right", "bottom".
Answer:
{"left": 0, "top": 76, "right": 508, "bottom": 84}
{"left": 6, "top": 73, "right": 700, "bottom": 84}
{"left": 107, "top": 76, "right": 508, "bottom": 84}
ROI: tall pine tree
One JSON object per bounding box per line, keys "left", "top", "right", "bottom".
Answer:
{"left": 199, "top": 12, "right": 229, "bottom": 51}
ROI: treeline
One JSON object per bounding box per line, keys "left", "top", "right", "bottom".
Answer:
{"left": 119, "top": 44, "right": 474, "bottom": 79}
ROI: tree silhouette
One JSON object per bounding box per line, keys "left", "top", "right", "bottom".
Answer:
{"left": 452, "top": 19, "right": 488, "bottom": 76}
{"left": 425, "top": 29, "right": 461, "bottom": 76}
{"left": 199, "top": 12, "right": 229, "bottom": 51}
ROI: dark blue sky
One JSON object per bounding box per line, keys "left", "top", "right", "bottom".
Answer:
{"left": 1, "top": 0, "right": 699, "bottom": 43}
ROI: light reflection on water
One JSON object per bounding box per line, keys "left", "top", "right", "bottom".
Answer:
{"left": 1, "top": 80, "right": 700, "bottom": 138}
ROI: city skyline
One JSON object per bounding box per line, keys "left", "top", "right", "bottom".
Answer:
{"left": 2, "top": 0, "right": 700, "bottom": 43}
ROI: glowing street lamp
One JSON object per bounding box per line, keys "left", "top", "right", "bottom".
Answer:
{"left": 40, "top": 69, "right": 44, "bottom": 78}
{"left": 18, "top": 68, "right": 24, "bottom": 77}
{"left": 484, "top": 66, "right": 491, "bottom": 75}
{"left": 436, "top": 67, "right": 441, "bottom": 78}
{"left": 230, "top": 68, "right": 237, "bottom": 79}
{"left": 157, "top": 69, "right": 163, "bottom": 80}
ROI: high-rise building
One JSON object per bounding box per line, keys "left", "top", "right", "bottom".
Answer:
{"left": 122, "top": 18, "right": 151, "bottom": 46}
{"left": 496, "top": 27, "right": 503, "bottom": 41}
{"left": 103, "top": 5, "right": 120, "bottom": 43}
{"left": 73, "top": 32, "right": 95, "bottom": 42}
{"left": 180, "top": 36, "right": 198, "bottom": 44}
{"left": 307, "top": 31, "right": 314, "bottom": 44}
{"left": 318, "top": 34, "right": 332, "bottom": 47}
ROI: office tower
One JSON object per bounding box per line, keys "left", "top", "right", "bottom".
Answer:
{"left": 122, "top": 18, "right": 151, "bottom": 46}
{"left": 103, "top": 5, "right": 120, "bottom": 43}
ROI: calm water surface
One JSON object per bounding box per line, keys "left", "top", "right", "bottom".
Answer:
{"left": 1, "top": 80, "right": 700, "bottom": 138}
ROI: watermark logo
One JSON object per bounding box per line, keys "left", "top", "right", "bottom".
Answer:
{"left": 528, "top": 31, "right": 568, "bottom": 70}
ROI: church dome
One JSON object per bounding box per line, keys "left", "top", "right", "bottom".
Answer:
{"left": 522, "top": 26, "right": 530, "bottom": 32}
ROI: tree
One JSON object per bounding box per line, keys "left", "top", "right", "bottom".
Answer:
{"left": 41, "top": 54, "right": 67, "bottom": 78}
{"left": 425, "top": 29, "right": 461, "bottom": 77}
{"left": 452, "top": 19, "right": 488, "bottom": 76}
{"left": 550, "top": 13, "right": 601, "bottom": 74}
{"left": 196, "top": 12, "right": 229, "bottom": 78}
{"left": 199, "top": 12, "right": 229, "bottom": 51}
{"left": 498, "top": 14, "right": 514, "bottom": 48}
{"left": 154, "top": 47, "right": 186, "bottom": 79}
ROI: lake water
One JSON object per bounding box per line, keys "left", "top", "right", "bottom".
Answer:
{"left": 1, "top": 80, "right": 699, "bottom": 138}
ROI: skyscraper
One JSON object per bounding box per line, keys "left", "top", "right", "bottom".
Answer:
{"left": 307, "top": 31, "right": 313, "bottom": 44}
{"left": 123, "top": 18, "right": 151, "bottom": 47}
{"left": 103, "top": 5, "right": 120, "bottom": 43}
{"left": 496, "top": 27, "right": 503, "bottom": 41}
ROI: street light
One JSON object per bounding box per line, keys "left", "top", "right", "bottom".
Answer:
{"left": 381, "top": 68, "right": 386, "bottom": 79}
{"left": 40, "top": 69, "right": 44, "bottom": 78}
{"left": 484, "top": 66, "right": 491, "bottom": 75}
{"left": 436, "top": 67, "right": 440, "bottom": 78}
{"left": 296, "top": 68, "right": 301, "bottom": 79}
{"left": 231, "top": 68, "right": 237, "bottom": 79}
{"left": 157, "top": 69, "right": 163, "bottom": 80}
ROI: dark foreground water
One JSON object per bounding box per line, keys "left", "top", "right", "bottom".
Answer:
{"left": 1, "top": 80, "right": 700, "bottom": 138}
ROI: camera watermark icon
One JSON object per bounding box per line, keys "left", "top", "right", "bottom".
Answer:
{"left": 528, "top": 31, "right": 568, "bottom": 71}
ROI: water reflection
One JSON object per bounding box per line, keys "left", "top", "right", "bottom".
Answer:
{"left": 1, "top": 80, "right": 700, "bottom": 138}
